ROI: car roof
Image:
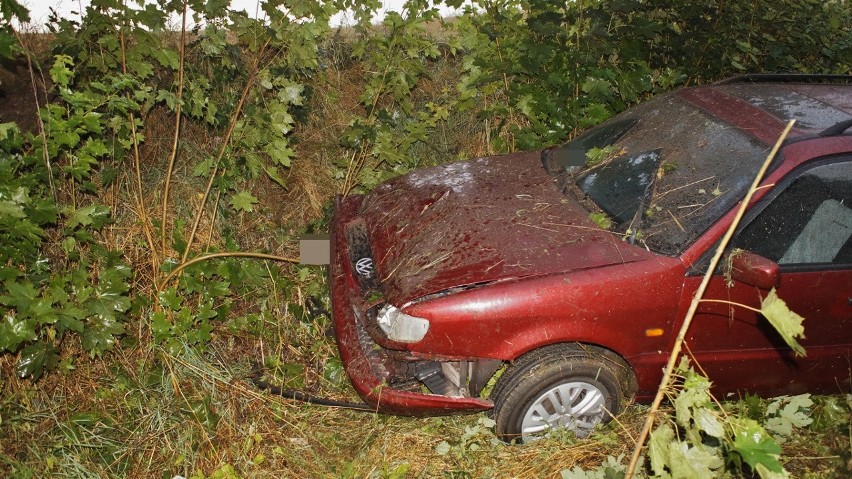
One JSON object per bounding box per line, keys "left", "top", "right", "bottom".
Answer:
{"left": 678, "top": 77, "right": 852, "bottom": 147}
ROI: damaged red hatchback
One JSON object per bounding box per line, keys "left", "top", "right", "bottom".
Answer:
{"left": 330, "top": 75, "right": 852, "bottom": 442}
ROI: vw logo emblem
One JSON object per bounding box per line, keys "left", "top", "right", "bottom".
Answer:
{"left": 355, "top": 257, "right": 374, "bottom": 277}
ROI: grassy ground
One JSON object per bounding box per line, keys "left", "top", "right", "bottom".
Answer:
{"left": 0, "top": 318, "right": 646, "bottom": 478}
{"left": 2, "top": 323, "right": 850, "bottom": 478}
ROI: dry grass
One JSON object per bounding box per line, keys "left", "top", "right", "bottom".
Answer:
{"left": 4, "top": 332, "right": 848, "bottom": 478}
{"left": 0, "top": 334, "right": 654, "bottom": 478}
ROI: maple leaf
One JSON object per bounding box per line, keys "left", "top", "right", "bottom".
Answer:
{"left": 731, "top": 419, "right": 784, "bottom": 474}
{"left": 230, "top": 191, "right": 259, "bottom": 212}
{"left": 761, "top": 289, "right": 806, "bottom": 357}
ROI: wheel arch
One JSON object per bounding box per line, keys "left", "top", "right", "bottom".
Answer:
{"left": 501, "top": 341, "right": 638, "bottom": 402}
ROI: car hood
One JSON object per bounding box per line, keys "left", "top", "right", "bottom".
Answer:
{"left": 360, "top": 151, "right": 656, "bottom": 304}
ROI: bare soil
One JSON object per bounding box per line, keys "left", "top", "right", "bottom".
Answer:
{"left": 0, "top": 55, "right": 48, "bottom": 133}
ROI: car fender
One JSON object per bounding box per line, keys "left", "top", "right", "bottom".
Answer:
{"left": 404, "top": 257, "right": 685, "bottom": 363}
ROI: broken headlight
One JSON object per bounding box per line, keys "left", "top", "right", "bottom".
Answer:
{"left": 376, "top": 304, "right": 430, "bottom": 343}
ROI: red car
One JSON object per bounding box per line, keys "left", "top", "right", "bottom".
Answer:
{"left": 330, "top": 75, "right": 852, "bottom": 442}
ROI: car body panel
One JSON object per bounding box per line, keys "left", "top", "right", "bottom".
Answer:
{"left": 403, "top": 255, "right": 684, "bottom": 361}
{"left": 688, "top": 269, "right": 852, "bottom": 398}
{"left": 677, "top": 87, "right": 809, "bottom": 144}
{"left": 360, "top": 151, "right": 656, "bottom": 305}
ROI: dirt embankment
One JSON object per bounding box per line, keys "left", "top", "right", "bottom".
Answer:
{"left": 0, "top": 55, "right": 48, "bottom": 133}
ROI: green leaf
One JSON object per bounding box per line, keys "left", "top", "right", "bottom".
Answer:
{"left": 156, "top": 89, "right": 178, "bottom": 110}
{"left": 100, "top": 167, "right": 118, "bottom": 187}
{"left": 16, "top": 342, "right": 59, "bottom": 379}
{"left": 265, "top": 139, "right": 295, "bottom": 167}
{"left": 0, "top": 280, "right": 38, "bottom": 310}
{"left": 585, "top": 145, "right": 620, "bottom": 167}
{"left": 229, "top": 191, "right": 258, "bottom": 212}
{"left": 765, "top": 394, "right": 813, "bottom": 437}
{"left": 29, "top": 298, "right": 59, "bottom": 325}
{"left": 649, "top": 423, "right": 674, "bottom": 476}
{"left": 0, "top": 0, "right": 29, "bottom": 23}
{"left": 269, "top": 108, "right": 294, "bottom": 135}
{"left": 81, "top": 315, "right": 125, "bottom": 356}
{"left": 57, "top": 306, "right": 85, "bottom": 334}
{"left": 588, "top": 212, "right": 612, "bottom": 230}
{"left": 0, "top": 121, "right": 19, "bottom": 142}
{"left": 196, "top": 301, "right": 218, "bottom": 321}
{"left": 263, "top": 164, "right": 287, "bottom": 188}
{"left": 0, "top": 200, "right": 25, "bottom": 219}
{"left": 667, "top": 442, "right": 723, "bottom": 478}
{"left": 66, "top": 204, "right": 111, "bottom": 230}
{"left": 435, "top": 440, "right": 451, "bottom": 455}
{"left": 86, "top": 289, "right": 131, "bottom": 321}
{"left": 49, "top": 55, "right": 74, "bottom": 88}
{"left": 695, "top": 407, "right": 724, "bottom": 438}
{"left": 731, "top": 419, "right": 784, "bottom": 474}
{"left": 151, "top": 311, "right": 172, "bottom": 340}
{"left": 581, "top": 77, "right": 613, "bottom": 98}
{"left": 187, "top": 397, "right": 220, "bottom": 431}
{"left": 205, "top": 281, "right": 231, "bottom": 299}
{"left": 193, "top": 156, "right": 216, "bottom": 177}
{"left": 322, "top": 357, "right": 346, "bottom": 387}
{"left": 674, "top": 368, "right": 712, "bottom": 427}
{"left": 159, "top": 288, "right": 182, "bottom": 310}
{"left": 760, "top": 288, "right": 806, "bottom": 357}
{"left": 185, "top": 319, "right": 213, "bottom": 345}
{"left": 754, "top": 463, "right": 790, "bottom": 479}
{"left": 0, "top": 312, "right": 37, "bottom": 351}
{"left": 280, "top": 82, "right": 304, "bottom": 106}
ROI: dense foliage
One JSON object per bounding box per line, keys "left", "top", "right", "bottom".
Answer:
{"left": 1, "top": 0, "right": 850, "bottom": 477}
{"left": 455, "top": 0, "right": 851, "bottom": 150}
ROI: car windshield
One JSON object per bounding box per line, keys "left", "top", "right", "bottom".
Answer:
{"left": 545, "top": 92, "right": 768, "bottom": 255}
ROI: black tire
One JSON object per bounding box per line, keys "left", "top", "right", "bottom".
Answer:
{"left": 490, "top": 343, "right": 632, "bottom": 443}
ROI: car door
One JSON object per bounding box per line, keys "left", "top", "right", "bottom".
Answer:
{"left": 684, "top": 157, "right": 852, "bottom": 398}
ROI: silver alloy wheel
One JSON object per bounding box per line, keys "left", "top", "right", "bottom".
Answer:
{"left": 520, "top": 381, "right": 606, "bottom": 441}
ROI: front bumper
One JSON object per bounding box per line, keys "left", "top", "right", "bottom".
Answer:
{"left": 330, "top": 195, "right": 493, "bottom": 415}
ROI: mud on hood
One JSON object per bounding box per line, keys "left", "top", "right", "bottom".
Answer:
{"left": 359, "top": 151, "right": 656, "bottom": 304}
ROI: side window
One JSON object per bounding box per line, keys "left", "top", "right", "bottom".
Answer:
{"left": 735, "top": 160, "right": 852, "bottom": 266}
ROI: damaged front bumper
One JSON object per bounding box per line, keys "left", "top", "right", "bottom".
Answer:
{"left": 330, "top": 195, "right": 495, "bottom": 415}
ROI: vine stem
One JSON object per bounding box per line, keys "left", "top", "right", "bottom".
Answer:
{"left": 13, "top": 29, "right": 54, "bottom": 199}
{"left": 118, "top": 4, "right": 160, "bottom": 276}
{"left": 624, "top": 119, "right": 795, "bottom": 478}
{"left": 180, "top": 42, "right": 268, "bottom": 264}
{"left": 160, "top": 0, "right": 188, "bottom": 255}
{"left": 157, "top": 252, "right": 299, "bottom": 291}
{"left": 697, "top": 298, "right": 762, "bottom": 314}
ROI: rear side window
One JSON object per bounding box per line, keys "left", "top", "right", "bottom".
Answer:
{"left": 735, "top": 160, "right": 852, "bottom": 266}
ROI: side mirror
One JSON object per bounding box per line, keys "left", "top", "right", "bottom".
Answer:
{"left": 728, "top": 250, "right": 780, "bottom": 290}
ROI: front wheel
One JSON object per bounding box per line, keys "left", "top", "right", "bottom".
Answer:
{"left": 490, "top": 344, "right": 631, "bottom": 443}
